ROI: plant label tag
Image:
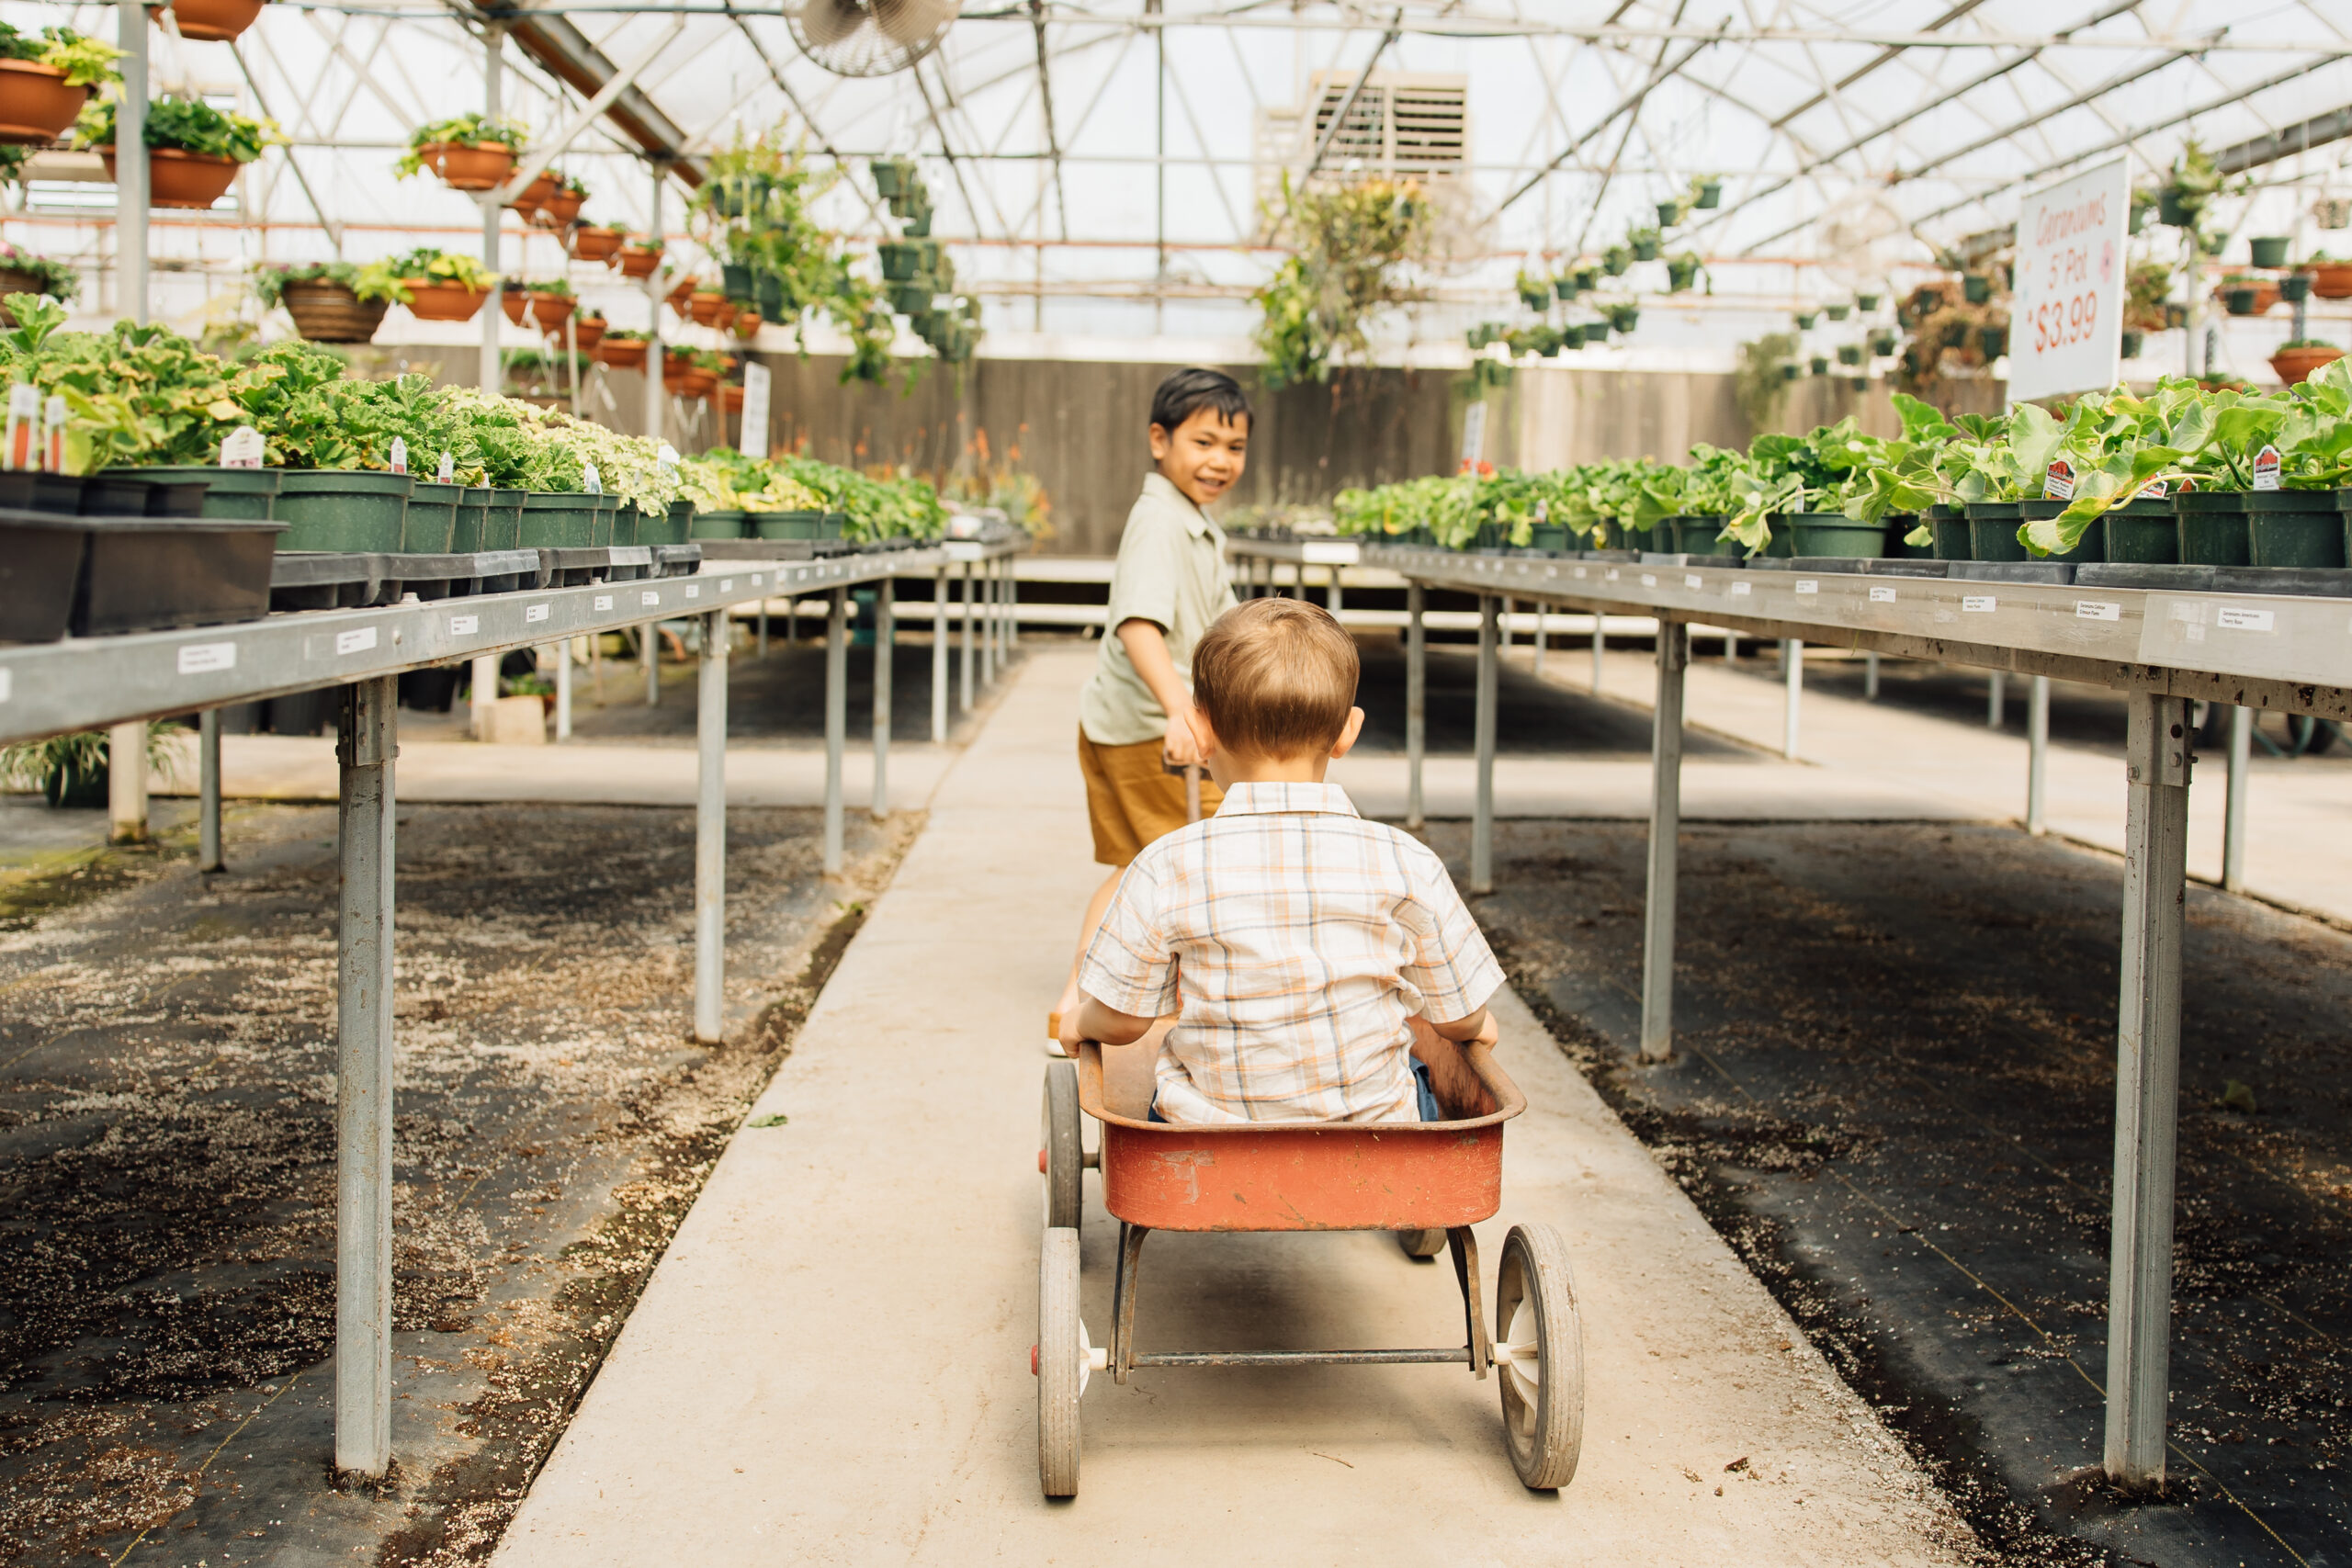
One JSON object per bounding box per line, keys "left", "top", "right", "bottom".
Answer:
{"left": 1962, "top": 595, "right": 1997, "bottom": 613}
{"left": 1574, "top": 567, "right": 1589, "bottom": 579}
{"left": 42, "top": 395, "right": 63, "bottom": 474}
{"left": 177, "top": 642, "right": 235, "bottom": 675}
{"left": 684, "top": 584, "right": 700, "bottom": 600}
{"left": 449, "top": 615, "right": 480, "bottom": 636}
{"left": 640, "top": 590, "right": 661, "bottom": 606}
{"left": 336, "top": 626, "right": 379, "bottom": 656}
{"left": 1731, "top": 581, "right": 1751, "bottom": 596}
{"left": 526, "top": 603, "right": 551, "bottom": 624}
{"left": 1604, "top": 569, "right": 1620, "bottom": 581}
{"left": 2216, "top": 606, "right": 2275, "bottom": 632}
{"left": 1795, "top": 580, "right": 1819, "bottom": 594}
{"left": 752, "top": 574, "right": 764, "bottom": 586}
{"left": 657, "top": 442, "right": 680, "bottom": 477}
{"left": 0, "top": 669, "right": 12, "bottom": 703}
{"left": 1640, "top": 572, "right": 1657, "bottom": 587}
{"left": 2252, "top": 446, "right": 2281, "bottom": 491}
{"left": 2042, "top": 458, "right": 2075, "bottom": 501}
{"left": 389, "top": 437, "right": 408, "bottom": 476}
{"left": 437, "top": 450, "right": 455, "bottom": 483}
{"left": 2174, "top": 477, "right": 2197, "bottom": 493}
{"left": 2136, "top": 479, "right": 2168, "bottom": 501}
{"left": 1870, "top": 585, "right": 1897, "bottom": 603}
{"left": 220, "top": 426, "right": 265, "bottom": 468}
{"left": 1685, "top": 574, "right": 1703, "bottom": 589}
{"left": 2075, "top": 600, "right": 2120, "bottom": 621}
{"left": 583, "top": 463, "right": 603, "bottom": 495}
{"left": 594, "top": 594, "right": 614, "bottom": 611}
{"left": 719, "top": 579, "right": 734, "bottom": 592}
{"left": 5, "top": 383, "right": 36, "bottom": 470}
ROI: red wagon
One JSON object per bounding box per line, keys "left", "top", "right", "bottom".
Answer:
{"left": 1035, "top": 1030, "right": 1585, "bottom": 1497}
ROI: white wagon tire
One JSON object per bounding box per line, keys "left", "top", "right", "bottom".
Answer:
{"left": 1038, "top": 1226, "right": 1086, "bottom": 1497}
{"left": 1041, "top": 1060, "right": 1082, "bottom": 1232}
{"left": 1495, "top": 1223, "right": 1585, "bottom": 1490}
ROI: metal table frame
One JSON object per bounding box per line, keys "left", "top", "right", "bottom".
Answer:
{"left": 0, "top": 537, "right": 1030, "bottom": 1481}
{"left": 1230, "top": 536, "right": 2352, "bottom": 1491}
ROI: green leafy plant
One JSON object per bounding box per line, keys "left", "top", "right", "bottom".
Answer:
{"left": 0, "top": 296, "right": 277, "bottom": 471}
{"left": 0, "top": 23, "right": 122, "bottom": 87}
{"left": 75, "top": 96, "right": 282, "bottom": 162}
{"left": 1253, "top": 175, "right": 1434, "bottom": 389}
{"left": 0, "top": 243, "right": 79, "bottom": 304}
{"left": 395, "top": 113, "right": 527, "bottom": 176}
{"left": 251, "top": 260, "right": 402, "bottom": 307}
{"left": 385, "top": 247, "right": 499, "bottom": 290}
{"left": 0, "top": 722, "right": 180, "bottom": 800}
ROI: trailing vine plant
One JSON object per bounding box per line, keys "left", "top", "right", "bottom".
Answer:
{"left": 1253, "top": 175, "right": 1434, "bottom": 390}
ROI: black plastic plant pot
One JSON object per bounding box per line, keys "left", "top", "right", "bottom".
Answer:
{"left": 752, "top": 510, "right": 831, "bottom": 541}
{"left": 2157, "top": 189, "right": 2195, "bottom": 227}
{"left": 275, "top": 469, "right": 412, "bottom": 552}
{"left": 878, "top": 242, "right": 921, "bottom": 282}
{"left": 1553, "top": 276, "right": 1578, "bottom": 300}
{"left": 2280, "top": 273, "right": 2312, "bottom": 303}
{"left": 1858, "top": 293, "right": 1882, "bottom": 311}
{"left": 2018, "top": 500, "right": 2109, "bottom": 563}
{"left": 689, "top": 508, "right": 751, "bottom": 540}
{"left": 1667, "top": 264, "right": 1697, "bottom": 293}
{"left": 1630, "top": 239, "right": 1660, "bottom": 262}
{"left": 1790, "top": 519, "right": 1885, "bottom": 558}
{"left": 1695, "top": 181, "right": 1722, "bottom": 209}
{"left": 1883, "top": 513, "right": 1932, "bottom": 559}
{"left": 1781, "top": 364, "right": 1800, "bottom": 381}
{"left": 1574, "top": 267, "right": 1600, "bottom": 292}
{"left": 757, "top": 273, "right": 786, "bottom": 319}
{"left": 1928, "top": 504, "right": 1972, "bottom": 560}
{"left": 721, "top": 262, "right": 755, "bottom": 302}
{"left": 872, "top": 160, "right": 904, "bottom": 197}
{"left": 1826, "top": 304, "right": 1851, "bottom": 321}
{"left": 74, "top": 516, "right": 286, "bottom": 637}
{"left": 1963, "top": 501, "right": 2029, "bottom": 562}
{"left": 1656, "top": 202, "right": 1680, "bottom": 226}
{"left": 2249, "top": 236, "right": 2291, "bottom": 269}
{"left": 0, "top": 510, "right": 92, "bottom": 642}
{"left": 1963, "top": 274, "right": 1992, "bottom": 305}
{"left": 47, "top": 760, "right": 107, "bottom": 809}
{"left": 81, "top": 471, "right": 206, "bottom": 517}
{"left": 518, "top": 491, "right": 597, "bottom": 549}
{"left": 1611, "top": 308, "right": 1640, "bottom": 333}
{"left": 1810, "top": 355, "right": 1831, "bottom": 375}
{"left": 2223, "top": 288, "right": 2259, "bottom": 317}
{"left": 2120, "top": 330, "right": 2145, "bottom": 359}
{"left": 2101, "top": 500, "right": 2177, "bottom": 563}
{"left": 2244, "top": 491, "right": 2347, "bottom": 569}
{"left": 1837, "top": 344, "right": 1864, "bottom": 367}
{"left": 402, "top": 480, "right": 464, "bottom": 553}
{"left": 102, "top": 465, "right": 262, "bottom": 519}
{"left": 1977, "top": 326, "right": 2007, "bottom": 358}
{"left": 2175, "top": 491, "right": 2251, "bottom": 566}
{"left": 1871, "top": 332, "right": 1899, "bottom": 355}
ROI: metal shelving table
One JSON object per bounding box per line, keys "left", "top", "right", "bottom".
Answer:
{"left": 0, "top": 536, "right": 1035, "bottom": 1481}
{"left": 1230, "top": 534, "right": 2352, "bottom": 1491}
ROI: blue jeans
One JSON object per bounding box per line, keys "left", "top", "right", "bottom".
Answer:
{"left": 1149, "top": 1057, "right": 1442, "bottom": 1124}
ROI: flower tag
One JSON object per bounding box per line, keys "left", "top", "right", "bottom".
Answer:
{"left": 2252, "top": 445, "right": 2280, "bottom": 491}
{"left": 437, "top": 449, "right": 455, "bottom": 483}
{"left": 583, "top": 463, "right": 604, "bottom": 495}
{"left": 657, "top": 442, "right": 680, "bottom": 477}
{"left": 42, "top": 395, "right": 64, "bottom": 475}
{"left": 220, "top": 426, "right": 265, "bottom": 468}
{"left": 389, "top": 436, "right": 409, "bottom": 475}
{"left": 4, "top": 384, "right": 35, "bottom": 471}
{"left": 2042, "top": 458, "right": 2075, "bottom": 501}
{"left": 2134, "top": 479, "right": 2168, "bottom": 502}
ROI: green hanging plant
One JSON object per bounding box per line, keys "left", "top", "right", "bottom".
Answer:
{"left": 1252, "top": 175, "right": 1435, "bottom": 390}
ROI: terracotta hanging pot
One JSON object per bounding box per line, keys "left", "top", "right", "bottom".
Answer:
{"left": 2308, "top": 262, "right": 2352, "bottom": 300}
{"left": 682, "top": 367, "right": 718, "bottom": 398}
{"left": 401, "top": 280, "right": 492, "bottom": 321}
{"left": 534, "top": 189, "right": 584, "bottom": 229}
{"left": 421, "top": 141, "right": 514, "bottom": 192}
{"left": 280, "top": 279, "right": 385, "bottom": 344}
{"left": 594, "top": 338, "right": 647, "bottom": 371}
{"left": 571, "top": 316, "right": 605, "bottom": 353}
{"left": 688, "top": 290, "right": 728, "bottom": 326}
{"left": 665, "top": 276, "right": 697, "bottom": 311}
{"left": 2270, "top": 345, "right": 2345, "bottom": 386}
{"left": 162, "top": 0, "right": 268, "bottom": 42}
{"left": 506, "top": 169, "right": 557, "bottom": 215}
{"left": 0, "top": 60, "right": 89, "bottom": 144}
{"left": 616, "top": 245, "right": 662, "bottom": 280}
{"left": 525, "top": 291, "right": 574, "bottom": 333}
{"left": 98, "top": 146, "right": 242, "bottom": 209}
{"left": 570, "top": 225, "right": 624, "bottom": 264}
{"left": 711, "top": 300, "right": 738, "bottom": 332}
{"left": 719, "top": 383, "right": 745, "bottom": 413}
{"left": 730, "top": 310, "right": 763, "bottom": 337}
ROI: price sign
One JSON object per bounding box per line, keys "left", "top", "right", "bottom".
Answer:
{"left": 2007, "top": 157, "right": 2127, "bottom": 403}
{"left": 740, "top": 362, "right": 772, "bottom": 459}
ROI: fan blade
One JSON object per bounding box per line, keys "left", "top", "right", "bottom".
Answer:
{"left": 873, "top": 0, "right": 956, "bottom": 46}
{"left": 794, "top": 0, "right": 869, "bottom": 48}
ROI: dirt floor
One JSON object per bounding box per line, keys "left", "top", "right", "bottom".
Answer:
{"left": 1429, "top": 817, "right": 2351, "bottom": 1568}
{"left": 0, "top": 794, "right": 915, "bottom": 1566}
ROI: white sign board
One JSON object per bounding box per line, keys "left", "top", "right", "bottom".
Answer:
{"left": 2006, "top": 157, "right": 2128, "bottom": 403}
{"left": 740, "top": 360, "right": 773, "bottom": 459}
{"left": 1458, "top": 400, "right": 1487, "bottom": 470}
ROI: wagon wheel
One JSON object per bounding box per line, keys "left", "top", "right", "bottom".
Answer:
{"left": 1495, "top": 1224, "right": 1585, "bottom": 1490}
{"left": 1396, "top": 1228, "right": 1446, "bottom": 1259}
{"left": 1037, "top": 1226, "right": 1086, "bottom": 1497}
{"left": 1042, "top": 1060, "right": 1081, "bottom": 1232}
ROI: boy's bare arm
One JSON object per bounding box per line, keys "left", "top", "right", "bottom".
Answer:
{"left": 1114, "top": 617, "right": 1204, "bottom": 766}
{"left": 1072, "top": 993, "right": 1159, "bottom": 1046}
{"left": 1423, "top": 1006, "right": 1498, "bottom": 1046}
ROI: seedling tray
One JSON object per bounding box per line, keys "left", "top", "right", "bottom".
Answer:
{"left": 75, "top": 513, "right": 283, "bottom": 635}
{"left": 0, "top": 507, "right": 97, "bottom": 643}
{"left": 271, "top": 551, "right": 384, "bottom": 613}
{"left": 2076, "top": 562, "right": 2352, "bottom": 599}
{"left": 605, "top": 545, "right": 656, "bottom": 583}
{"left": 697, "top": 538, "right": 813, "bottom": 561}
{"left": 539, "top": 547, "right": 615, "bottom": 588}
{"left": 653, "top": 544, "right": 703, "bottom": 578}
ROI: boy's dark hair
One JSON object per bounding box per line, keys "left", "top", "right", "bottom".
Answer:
{"left": 1192, "top": 598, "right": 1358, "bottom": 759}
{"left": 1149, "top": 367, "right": 1252, "bottom": 435}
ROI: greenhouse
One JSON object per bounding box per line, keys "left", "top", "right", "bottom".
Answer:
{"left": 0, "top": 0, "right": 2346, "bottom": 1562}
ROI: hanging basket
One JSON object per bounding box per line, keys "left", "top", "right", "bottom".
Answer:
{"left": 1693, "top": 179, "right": 1722, "bottom": 209}
{"left": 418, "top": 141, "right": 514, "bottom": 192}
{"left": 2270, "top": 345, "right": 2344, "bottom": 386}
{"left": 569, "top": 225, "right": 624, "bottom": 264}
{"left": 163, "top": 0, "right": 268, "bottom": 42}
{"left": 572, "top": 316, "right": 605, "bottom": 353}
{"left": 280, "top": 279, "right": 386, "bottom": 344}
{"left": 2310, "top": 263, "right": 2352, "bottom": 299}
{"left": 687, "top": 290, "right": 729, "bottom": 327}
{"left": 0, "top": 61, "right": 90, "bottom": 145}
{"left": 97, "top": 146, "right": 242, "bottom": 209}
{"left": 594, "top": 338, "right": 647, "bottom": 371}
{"left": 616, "top": 245, "right": 662, "bottom": 280}
{"left": 401, "top": 280, "right": 491, "bottom": 321}
{"left": 506, "top": 169, "right": 558, "bottom": 215}
{"left": 533, "top": 189, "right": 583, "bottom": 229}
{"left": 2248, "top": 236, "right": 2292, "bottom": 269}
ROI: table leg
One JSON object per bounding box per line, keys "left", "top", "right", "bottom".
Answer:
{"left": 872, "top": 579, "right": 893, "bottom": 820}
{"left": 334, "top": 675, "right": 397, "bottom": 1478}
{"left": 1472, "top": 594, "right": 1498, "bottom": 895}
{"left": 695, "top": 611, "right": 728, "bottom": 1044}
{"left": 1641, "top": 620, "right": 1688, "bottom": 1062}
{"left": 1406, "top": 581, "right": 1425, "bottom": 832}
{"left": 198, "top": 707, "right": 222, "bottom": 872}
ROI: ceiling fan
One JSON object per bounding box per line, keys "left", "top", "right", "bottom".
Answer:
{"left": 786, "top": 0, "right": 960, "bottom": 77}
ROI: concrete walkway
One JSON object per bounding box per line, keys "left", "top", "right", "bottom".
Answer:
{"left": 492, "top": 646, "right": 1974, "bottom": 1566}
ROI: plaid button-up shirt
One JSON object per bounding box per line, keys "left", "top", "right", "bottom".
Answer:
{"left": 1079, "top": 782, "right": 1505, "bottom": 1124}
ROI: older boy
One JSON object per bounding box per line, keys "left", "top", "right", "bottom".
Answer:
{"left": 1064, "top": 598, "right": 1504, "bottom": 1123}
{"left": 1053, "top": 368, "right": 1251, "bottom": 1041}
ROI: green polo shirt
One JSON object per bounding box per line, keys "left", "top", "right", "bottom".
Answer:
{"left": 1080, "top": 472, "right": 1238, "bottom": 747}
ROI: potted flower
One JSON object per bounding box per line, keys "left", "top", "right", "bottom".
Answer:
{"left": 254, "top": 259, "right": 401, "bottom": 342}
{"left": 730, "top": 308, "right": 763, "bottom": 337}
{"left": 1514, "top": 270, "right": 1551, "bottom": 312}
{"left": 502, "top": 276, "right": 574, "bottom": 333}
{"left": 2155, "top": 142, "right": 2222, "bottom": 228}
{"left": 615, "top": 235, "right": 663, "bottom": 279}
{"left": 507, "top": 168, "right": 558, "bottom": 218}
{"left": 0, "top": 243, "right": 78, "bottom": 324}
{"left": 1626, "top": 223, "right": 1661, "bottom": 262}
{"left": 688, "top": 288, "right": 729, "bottom": 327}
{"left": 1856, "top": 290, "right": 1882, "bottom": 311}
{"left": 1664, "top": 251, "right": 1702, "bottom": 294}
{"left": 534, "top": 172, "right": 586, "bottom": 230}
{"left": 1552, "top": 271, "right": 1581, "bottom": 301}
{"left": 2270, "top": 338, "right": 2342, "bottom": 385}
{"left": 1608, "top": 303, "right": 1640, "bottom": 333}
{"left": 664, "top": 273, "right": 698, "bottom": 315}
{"left": 389, "top": 246, "right": 498, "bottom": 321}
{"left": 153, "top": 0, "right": 271, "bottom": 43}
{"left": 0, "top": 24, "right": 119, "bottom": 144}
{"left": 1836, "top": 343, "right": 1864, "bottom": 367}
{"left": 572, "top": 309, "right": 605, "bottom": 353}
{"left": 1600, "top": 244, "right": 1631, "bottom": 276}
{"left": 570, "top": 222, "right": 625, "bottom": 264}
{"left": 395, "top": 112, "right": 526, "bottom": 191}
{"left": 2309, "top": 252, "right": 2352, "bottom": 299}
{"left": 1689, "top": 175, "right": 1722, "bottom": 210}
{"left": 594, "top": 327, "right": 648, "bottom": 370}
{"left": 76, "top": 95, "right": 280, "bottom": 209}
{"left": 1793, "top": 310, "right": 1818, "bottom": 330}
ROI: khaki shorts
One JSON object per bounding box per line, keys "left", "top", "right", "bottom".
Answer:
{"left": 1077, "top": 726, "right": 1223, "bottom": 867}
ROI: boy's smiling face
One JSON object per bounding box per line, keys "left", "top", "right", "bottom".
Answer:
{"left": 1149, "top": 407, "right": 1250, "bottom": 509}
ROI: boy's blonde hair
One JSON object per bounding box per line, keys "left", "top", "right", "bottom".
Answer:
{"left": 1191, "top": 598, "right": 1359, "bottom": 759}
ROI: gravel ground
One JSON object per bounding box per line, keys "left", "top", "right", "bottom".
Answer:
{"left": 0, "top": 795, "right": 917, "bottom": 1565}
{"left": 1431, "top": 818, "right": 2350, "bottom": 1568}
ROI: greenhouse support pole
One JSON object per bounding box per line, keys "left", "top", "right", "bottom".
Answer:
{"left": 1007, "top": 561, "right": 1019, "bottom": 649}
{"left": 198, "top": 708, "right": 222, "bottom": 872}
{"left": 552, "top": 643, "right": 571, "bottom": 739}
{"left": 471, "top": 655, "right": 499, "bottom": 734}
{"left": 824, "top": 587, "right": 847, "bottom": 874}
{"left": 1405, "top": 581, "right": 1426, "bottom": 831}
{"left": 1532, "top": 604, "right": 1546, "bottom": 677}
{"left": 959, "top": 564, "right": 975, "bottom": 713}
{"left": 694, "top": 612, "right": 727, "bottom": 1044}
{"left": 871, "top": 579, "right": 892, "bottom": 820}
{"left": 1863, "top": 650, "right": 1879, "bottom": 699}
{"left": 1330, "top": 568, "right": 1344, "bottom": 619}
{"left": 644, "top": 162, "right": 665, "bottom": 445}
{"left": 1471, "top": 594, "right": 1497, "bottom": 895}
{"left": 1590, "top": 619, "right": 1605, "bottom": 692}
{"left": 1498, "top": 596, "right": 1510, "bottom": 650}
{"left": 2222, "top": 705, "right": 2250, "bottom": 893}
{"left": 1783, "top": 640, "right": 1804, "bottom": 760}
{"left": 107, "top": 721, "right": 147, "bottom": 844}
{"left": 642, "top": 623, "right": 658, "bottom": 706}
{"left": 1988, "top": 671, "right": 2006, "bottom": 728}
{"left": 980, "top": 562, "right": 996, "bottom": 687}
{"left": 931, "top": 568, "right": 948, "bottom": 742}
{"left": 334, "top": 676, "right": 397, "bottom": 1480}
{"left": 1640, "top": 620, "right": 1688, "bottom": 1063}
{"left": 2027, "top": 675, "right": 2050, "bottom": 835}
{"left": 116, "top": 2, "right": 148, "bottom": 321}
{"left": 2105, "top": 692, "right": 2191, "bottom": 1490}
{"left": 479, "top": 29, "right": 503, "bottom": 395}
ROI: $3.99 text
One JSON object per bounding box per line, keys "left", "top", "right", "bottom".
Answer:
{"left": 2030, "top": 292, "right": 2099, "bottom": 353}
